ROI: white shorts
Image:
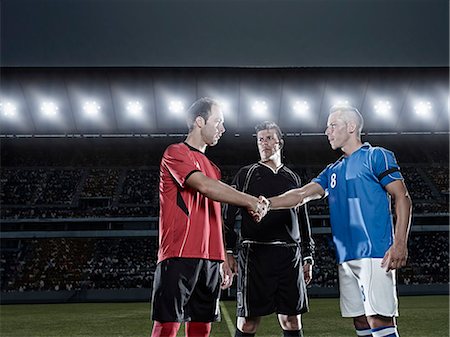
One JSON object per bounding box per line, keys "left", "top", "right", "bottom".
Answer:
{"left": 339, "top": 258, "right": 398, "bottom": 318}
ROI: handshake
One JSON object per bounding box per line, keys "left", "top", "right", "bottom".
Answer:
{"left": 248, "top": 196, "right": 271, "bottom": 222}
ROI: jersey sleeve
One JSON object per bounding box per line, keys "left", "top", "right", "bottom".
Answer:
{"left": 298, "top": 204, "right": 315, "bottom": 264}
{"left": 223, "top": 168, "right": 246, "bottom": 254}
{"left": 223, "top": 167, "right": 246, "bottom": 254}
{"left": 162, "top": 144, "right": 200, "bottom": 188}
{"left": 285, "top": 168, "right": 315, "bottom": 263}
{"left": 370, "top": 147, "right": 403, "bottom": 187}
{"left": 312, "top": 164, "right": 331, "bottom": 192}
{"left": 293, "top": 170, "right": 313, "bottom": 264}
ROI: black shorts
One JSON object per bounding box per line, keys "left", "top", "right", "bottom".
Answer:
{"left": 236, "top": 242, "right": 309, "bottom": 317}
{"left": 151, "top": 258, "right": 222, "bottom": 322}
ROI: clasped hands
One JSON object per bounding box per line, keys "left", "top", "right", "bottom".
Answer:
{"left": 248, "top": 196, "right": 270, "bottom": 222}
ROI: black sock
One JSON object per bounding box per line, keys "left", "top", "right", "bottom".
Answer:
{"left": 283, "top": 329, "right": 303, "bottom": 337}
{"left": 235, "top": 328, "right": 256, "bottom": 337}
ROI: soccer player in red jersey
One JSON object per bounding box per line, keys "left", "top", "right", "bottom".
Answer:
{"left": 151, "top": 97, "right": 269, "bottom": 337}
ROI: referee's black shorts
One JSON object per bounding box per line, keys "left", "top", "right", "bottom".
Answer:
{"left": 151, "top": 257, "right": 222, "bottom": 323}
{"left": 236, "top": 241, "right": 309, "bottom": 317}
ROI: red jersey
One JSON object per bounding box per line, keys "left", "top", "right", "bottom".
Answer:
{"left": 157, "top": 142, "right": 225, "bottom": 263}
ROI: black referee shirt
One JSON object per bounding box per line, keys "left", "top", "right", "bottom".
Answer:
{"left": 224, "top": 162, "right": 314, "bottom": 259}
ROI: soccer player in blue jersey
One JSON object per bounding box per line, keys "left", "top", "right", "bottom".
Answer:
{"left": 268, "top": 105, "right": 412, "bottom": 337}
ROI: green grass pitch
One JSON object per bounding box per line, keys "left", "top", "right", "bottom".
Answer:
{"left": 1, "top": 296, "right": 448, "bottom": 337}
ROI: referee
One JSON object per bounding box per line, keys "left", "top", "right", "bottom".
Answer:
{"left": 224, "top": 121, "right": 315, "bottom": 337}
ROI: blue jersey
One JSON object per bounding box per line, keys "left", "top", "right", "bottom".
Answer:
{"left": 312, "top": 143, "right": 403, "bottom": 264}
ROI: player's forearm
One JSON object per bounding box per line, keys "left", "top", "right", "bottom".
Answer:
{"left": 393, "top": 193, "right": 412, "bottom": 245}
{"left": 198, "top": 177, "right": 256, "bottom": 210}
{"left": 186, "top": 172, "right": 258, "bottom": 210}
{"left": 269, "top": 189, "right": 302, "bottom": 209}
{"left": 269, "top": 182, "right": 324, "bottom": 210}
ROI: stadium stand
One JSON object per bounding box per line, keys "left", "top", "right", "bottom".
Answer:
{"left": 1, "top": 164, "right": 448, "bottom": 218}
{"left": 1, "top": 233, "right": 448, "bottom": 292}
{"left": 0, "top": 136, "right": 448, "bottom": 300}
{"left": 1, "top": 238, "right": 158, "bottom": 292}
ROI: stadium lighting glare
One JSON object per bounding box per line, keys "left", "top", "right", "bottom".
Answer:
{"left": 216, "top": 99, "right": 230, "bottom": 113}
{"left": 414, "top": 101, "right": 432, "bottom": 118}
{"left": 168, "top": 100, "right": 184, "bottom": 115}
{"left": 374, "top": 100, "right": 392, "bottom": 117}
{"left": 332, "top": 98, "right": 351, "bottom": 107}
{"left": 83, "top": 101, "right": 101, "bottom": 117}
{"left": 40, "top": 101, "right": 59, "bottom": 117}
{"left": 0, "top": 101, "right": 17, "bottom": 118}
{"left": 126, "top": 100, "right": 143, "bottom": 117}
{"left": 251, "top": 100, "right": 268, "bottom": 115}
{"left": 293, "top": 100, "right": 310, "bottom": 117}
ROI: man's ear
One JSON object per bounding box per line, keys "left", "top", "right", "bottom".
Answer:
{"left": 195, "top": 116, "right": 206, "bottom": 128}
{"left": 347, "top": 121, "right": 357, "bottom": 134}
{"left": 279, "top": 139, "right": 284, "bottom": 149}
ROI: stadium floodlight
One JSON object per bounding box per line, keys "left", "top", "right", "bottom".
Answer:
{"left": 1, "top": 101, "right": 18, "bottom": 118}
{"left": 374, "top": 100, "right": 392, "bottom": 117}
{"left": 83, "top": 101, "right": 101, "bottom": 117}
{"left": 126, "top": 100, "right": 143, "bottom": 117}
{"left": 414, "top": 101, "right": 432, "bottom": 118}
{"left": 168, "top": 100, "right": 184, "bottom": 115}
{"left": 293, "top": 100, "right": 310, "bottom": 117}
{"left": 251, "top": 100, "right": 268, "bottom": 116}
{"left": 40, "top": 101, "right": 59, "bottom": 117}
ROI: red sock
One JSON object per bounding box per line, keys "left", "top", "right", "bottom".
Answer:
{"left": 185, "top": 321, "right": 211, "bottom": 337}
{"left": 151, "top": 321, "right": 180, "bottom": 337}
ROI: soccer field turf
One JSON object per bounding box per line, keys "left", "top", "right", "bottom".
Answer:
{"left": 1, "top": 296, "right": 448, "bottom": 337}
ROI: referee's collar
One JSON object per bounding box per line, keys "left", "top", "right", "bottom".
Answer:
{"left": 258, "top": 161, "right": 284, "bottom": 174}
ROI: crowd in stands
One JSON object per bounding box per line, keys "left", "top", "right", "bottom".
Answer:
{"left": 401, "top": 167, "right": 434, "bottom": 201}
{"left": 399, "top": 232, "right": 449, "bottom": 285}
{"left": 1, "top": 238, "right": 157, "bottom": 292}
{"left": 1, "top": 134, "right": 447, "bottom": 298}
{"left": 1, "top": 165, "right": 448, "bottom": 219}
{"left": 1, "top": 232, "right": 447, "bottom": 293}
{"left": 1, "top": 169, "right": 83, "bottom": 206}
{"left": 118, "top": 169, "right": 159, "bottom": 205}
{"left": 308, "top": 232, "right": 450, "bottom": 287}
{"left": 80, "top": 169, "right": 120, "bottom": 198}
{"left": 0, "top": 206, "right": 157, "bottom": 220}
{"left": 424, "top": 167, "right": 450, "bottom": 194}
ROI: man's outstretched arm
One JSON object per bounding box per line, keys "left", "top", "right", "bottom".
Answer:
{"left": 185, "top": 171, "right": 269, "bottom": 217}
{"left": 269, "top": 182, "right": 326, "bottom": 209}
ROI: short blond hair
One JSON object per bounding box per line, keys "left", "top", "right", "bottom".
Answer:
{"left": 330, "top": 104, "right": 364, "bottom": 136}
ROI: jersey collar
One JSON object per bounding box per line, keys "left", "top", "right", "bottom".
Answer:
{"left": 339, "top": 142, "right": 372, "bottom": 161}
{"left": 183, "top": 141, "right": 204, "bottom": 154}
{"left": 258, "top": 161, "right": 284, "bottom": 174}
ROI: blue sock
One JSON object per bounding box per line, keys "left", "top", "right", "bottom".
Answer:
{"left": 371, "top": 325, "right": 399, "bottom": 337}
